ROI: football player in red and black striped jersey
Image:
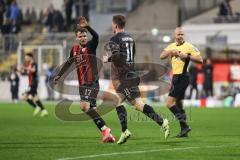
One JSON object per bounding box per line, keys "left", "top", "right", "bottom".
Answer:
{"left": 54, "top": 17, "right": 115, "bottom": 143}
{"left": 22, "top": 53, "right": 48, "bottom": 117}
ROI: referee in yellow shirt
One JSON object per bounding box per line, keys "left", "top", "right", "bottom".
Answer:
{"left": 160, "top": 27, "right": 203, "bottom": 137}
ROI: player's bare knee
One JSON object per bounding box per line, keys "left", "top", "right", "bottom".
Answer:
{"left": 166, "top": 97, "right": 175, "bottom": 108}
{"left": 22, "top": 94, "right": 28, "bottom": 100}
{"left": 132, "top": 99, "right": 144, "bottom": 111}
{"left": 33, "top": 96, "right": 39, "bottom": 102}
{"left": 28, "top": 95, "right": 33, "bottom": 100}
{"left": 80, "top": 101, "right": 90, "bottom": 112}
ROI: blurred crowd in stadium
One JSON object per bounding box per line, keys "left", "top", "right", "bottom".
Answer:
{"left": 0, "top": 0, "right": 90, "bottom": 34}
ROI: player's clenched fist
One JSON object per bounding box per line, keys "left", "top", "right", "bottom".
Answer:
{"left": 170, "top": 50, "right": 180, "bottom": 56}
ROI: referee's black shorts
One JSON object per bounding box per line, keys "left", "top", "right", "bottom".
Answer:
{"left": 169, "top": 74, "right": 190, "bottom": 100}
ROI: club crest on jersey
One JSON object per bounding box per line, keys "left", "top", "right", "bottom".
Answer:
{"left": 73, "top": 52, "right": 78, "bottom": 56}
{"left": 82, "top": 48, "right": 87, "bottom": 53}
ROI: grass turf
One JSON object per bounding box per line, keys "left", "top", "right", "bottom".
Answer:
{"left": 0, "top": 102, "right": 240, "bottom": 160}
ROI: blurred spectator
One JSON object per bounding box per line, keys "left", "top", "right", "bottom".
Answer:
{"left": 229, "top": 61, "right": 240, "bottom": 82}
{"left": 229, "top": 84, "right": 240, "bottom": 100}
{"left": 38, "top": 9, "right": 44, "bottom": 24}
{"left": 64, "top": 0, "right": 73, "bottom": 30}
{"left": 233, "top": 90, "right": 240, "bottom": 107}
{"left": 1, "top": 16, "right": 11, "bottom": 34}
{"left": 219, "top": 85, "right": 229, "bottom": 99}
{"left": 24, "top": 8, "right": 31, "bottom": 24}
{"left": 2, "top": 0, "right": 22, "bottom": 34}
{"left": 45, "top": 4, "right": 55, "bottom": 32}
{"left": 188, "top": 63, "right": 199, "bottom": 99}
{"left": 53, "top": 10, "right": 64, "bottom": 32}
{"left": 219, "top": 0, "right": 233, "bottom": 16}
{"left": 219, "top": 84, "right": 240, "bottom": 107}
{"left": 75, "top": 0, "right": 81, "bottom": 19}
{"left": 11, "top": 19, "right": 20, "bottom": 33}
{"left": 0, "top": 0, "right": 5, "bottom": 30}
{"left": 216, "top": 0, "right": 237, "bottom": 23}
{"left": 9, "top": 0, "right": 20, "bottom": 23}
{"left": 202, "top": 58, "right": 213, "bottom": 97}
{"left": 8, "top": 66, "right": 19, "bottom": 104}
{"left": 1, "top": 16, "right": 11, "bottom": 55}
{"left": 45, "top": 65, "right": 54, "bottom": 100}
{"left": 5, "top": 0, "right": 12, "bottom": 19}
{"left": 30, "top": 7, "right": 37, "bottom": 24}
{"left": 75, "top": 0, "right": 90, "bottom": 21}
{"left": 82, "top": 0, "right": 89, "bottom": 21}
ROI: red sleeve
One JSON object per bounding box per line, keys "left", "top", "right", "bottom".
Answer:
{"left": 70, "top": 44, "right": 80, "bottom": 57}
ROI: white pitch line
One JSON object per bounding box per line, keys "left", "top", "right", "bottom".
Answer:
{"left": 57, "top": 144, "right": 240, "bottom": 160}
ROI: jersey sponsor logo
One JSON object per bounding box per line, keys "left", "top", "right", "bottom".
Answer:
{"left": 122, "top": 37, "right": 133, "bottom": 42}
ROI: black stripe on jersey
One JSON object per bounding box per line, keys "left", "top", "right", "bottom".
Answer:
{"left": 182, "top": 55, "right": 190, "bottom": 74}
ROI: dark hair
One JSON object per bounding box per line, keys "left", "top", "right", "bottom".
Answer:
{"left": 112, "top": 15, "right": 126, "bottom": 29}
{"left": 25, "top": 53, "right": 33, "bottom": 58}
{"left": 74, "top": 27, "right": 87, "bottom": 36}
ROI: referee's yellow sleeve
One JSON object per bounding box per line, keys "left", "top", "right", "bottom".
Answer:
{"left": 189, "top": 44, "right": 200, "bottom": 56}
{"left": 164, "top": 44, "right": 172, "bottom": 51}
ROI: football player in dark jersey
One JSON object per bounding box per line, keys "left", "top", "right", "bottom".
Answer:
{"left": 103, "top": 15, "right": 170, "bottom": 144}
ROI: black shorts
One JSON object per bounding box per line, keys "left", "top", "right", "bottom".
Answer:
{"left": 27, "top": 83, "right": 38, "bottom": 96}
{"left": 169, "top": 74, "right": 189, "bottom": 100}
{"left": 117, "top": 77, "right": 141, "bottom": 102}
{"left": 79, "top": 82, "right": 99, "bottom": 107}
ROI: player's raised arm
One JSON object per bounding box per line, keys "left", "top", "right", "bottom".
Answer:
{"left": 79, "top": 16, "right": 99, "bottom": 45}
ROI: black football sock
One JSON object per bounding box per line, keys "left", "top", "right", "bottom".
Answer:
{"left": 116, "top": 105, "right": 128, "bottom": 132}
{"left": 35, "top": 100, "right": 45, "bottom": 110}
{"left": 143, "top": 104, "right": 163, "bottom": 126}
{"left": 169, "top": 105, "right": 188, "bottom": 129}
{"left": 26, "top": 99, "right": 36, "bottom": 108}
{"left": 180, "top": 108, "right": 187, "bottom": 121}
{"left": 86, "top": 108, "right": 106, "bottom": 131}
{"left": 180, "top": 109, "right": 188, "bottom": 130}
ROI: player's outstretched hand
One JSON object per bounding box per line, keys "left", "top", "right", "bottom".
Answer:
{"left": 79, "top": 16, "right": 88, "bottom": 28}
{"left": 53, "top": 75, "right": 61, "bottom": 85}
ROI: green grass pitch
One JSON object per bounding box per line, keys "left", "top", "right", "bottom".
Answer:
{"left": 0, "top": 102, "right": 240, "bottom": 160}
